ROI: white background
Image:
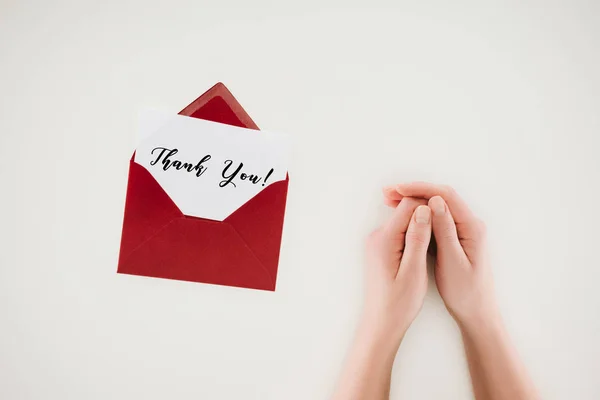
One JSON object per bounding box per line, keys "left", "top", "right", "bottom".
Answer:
{"left": 1, "top": 1, "right": 599, "bottom": 399}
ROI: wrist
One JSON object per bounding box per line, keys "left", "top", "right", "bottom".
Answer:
{"left": 457, "top": 307, "right": 505, "bottom": 343}
{"left": 449, "top": 295, "right": 502, "bottom": 333}
{"left": 349, "top": 328, "right": 399, "bottom": 372}
{"left": 356, "top": 314, "right": 407, "bottom": 358}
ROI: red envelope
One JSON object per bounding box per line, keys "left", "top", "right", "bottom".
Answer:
{"left": 117, "top": 83, "right": 289, "bottom": 291}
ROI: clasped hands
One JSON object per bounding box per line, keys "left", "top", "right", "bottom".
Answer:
{"left": 334, "top": 182, "right": 538, "bottom": 400}
{"left": 360, "top": 181, "right": 497, "bottom": 351}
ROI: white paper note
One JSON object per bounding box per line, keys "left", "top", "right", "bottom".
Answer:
{"left": 135, "top": 111, "right": 289, "bottom": 221}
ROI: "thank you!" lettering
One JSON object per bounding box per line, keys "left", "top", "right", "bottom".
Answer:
{"left": 149, "top": 147, "right": 275, "bottom": 189}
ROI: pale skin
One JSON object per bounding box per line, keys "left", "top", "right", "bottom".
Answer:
{"left": 332, "top": 182, "right": 539, "bottom": 400}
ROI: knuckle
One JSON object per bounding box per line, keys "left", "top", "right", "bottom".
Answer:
{"left": 405, "top": 230, "right": 429, "bottom": 247}
{"left": 439, "top": 225, "right": 457, "bottom": 241}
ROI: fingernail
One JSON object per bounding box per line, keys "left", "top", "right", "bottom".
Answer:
{"left": 415, "top": 206, "right": 431, "bottom": 224}
{"left": 429, "top": 196, "right": 445, "bottom": 215}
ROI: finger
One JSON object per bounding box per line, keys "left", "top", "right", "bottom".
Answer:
{"left": 382, "top": 197, "right": 427, "bottom": 248}
{"left": 395, "top": 182, "right": 478, "bottom": 240}
{"left": 383, "top": 186, "right": 404, "bottom": 201}
{"left": 395, "top": 182, "right": 473, "bottom": 223}
{"left": 398, "top": 205, "right": 432, "bottom": 278}
{"left": 383, "top": 197, "right": 401, "bottom": 208}
{"left": 428, "top": 196, "right": 465, "bottom": 256}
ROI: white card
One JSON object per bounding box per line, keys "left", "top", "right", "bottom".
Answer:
{"left": 135, "top": 111, "right": 289, "bottom": 221}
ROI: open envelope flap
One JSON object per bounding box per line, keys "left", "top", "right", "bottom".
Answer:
{"left": 180, "top": 83, "right": 259, "bottom": 130}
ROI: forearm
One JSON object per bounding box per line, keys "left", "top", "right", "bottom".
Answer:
{"left": 332, "top": 322, "right": 401, "bottom": 400}
{"left": 460, "top": 315, "right": 539, "bottom": 400}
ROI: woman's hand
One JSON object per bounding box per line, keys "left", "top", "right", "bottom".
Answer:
{"left": 386, "top": 182, "right": 539, "bottom": 400}
{"left": 361, "top": 197, "right": 432, "bottom": 351}
{"left": 385, "top": 182, "right": 498, "bottom": 328}
{"left": 332, "top": 197, "right": 432, "bottom": 400}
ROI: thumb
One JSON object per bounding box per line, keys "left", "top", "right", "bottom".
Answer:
{"left": 398, "top": 205, "right": 432, "bottom": 278}
{"left": 428, "top": 196, "right": 464, "bottom": 256}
